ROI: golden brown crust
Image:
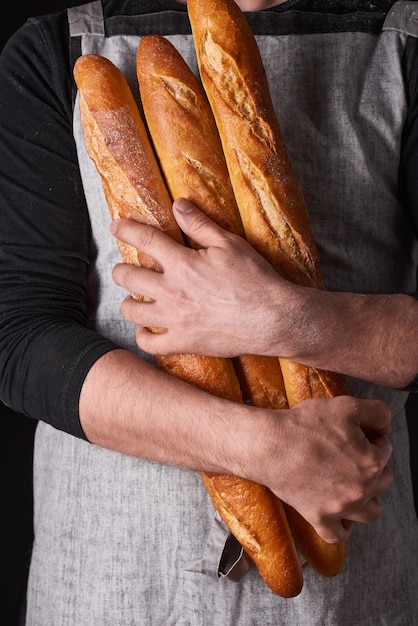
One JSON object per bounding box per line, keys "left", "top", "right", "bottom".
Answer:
{"left": 73, "top": 54, "right": 183, "bottom": 254}
{"left": 201, "top": 473, "right": 303, "bottom": 597}
{"left": 136, "top": 34, "right": 244, "bottom": 238}
{"left": 156, "top": 353, "right": 242, "bottom": 400}
{"left": 188, "top": 0, "right": 347, "bottom": 576}
{"left": 74, "top": 53, "right": 244, "bottom": 391}
{"left": 136, "top": 35, "right": 303, "bottom": 596}
{"left": 233, "top": 354, "right": 288, "bottom": 410}
{"left": 187, "top": 0, "right": 322, "bottom": 289}
{"left": 280, "top": 359, "right": 349, "bottom": 408}
{"left": 75, "top": 52, "right": 303, "bottom": 596}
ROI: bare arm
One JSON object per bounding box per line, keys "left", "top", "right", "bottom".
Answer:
{"left": 112, "top": 199, "right": 418, "bottom": 389}
{"left": 79, "top": 346, "right": 392, "bottom": 544}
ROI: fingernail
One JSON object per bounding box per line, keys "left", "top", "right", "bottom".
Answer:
{"left": 110, "top": 220, "right": 119, "bottom": 234}
{"left": 173, "top": 198, "right": 193, "bottom": 214}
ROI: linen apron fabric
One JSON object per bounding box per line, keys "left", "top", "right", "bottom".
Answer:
{"left": 26, "top": 2, "right": 418, "bottom": 624}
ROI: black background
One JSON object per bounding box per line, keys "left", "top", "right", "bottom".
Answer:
{"left": 1, "top": 4, "right": 417, "bottom": 625}
{"left": 0, "top": 5, "right": 81, "bottom": 624}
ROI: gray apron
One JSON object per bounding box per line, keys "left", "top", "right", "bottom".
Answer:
{"left": 26, "top": 2, "right": 418, "bottom": 624}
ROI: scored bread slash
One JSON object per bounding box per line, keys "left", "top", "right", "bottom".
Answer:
{"left": 74, "top": 52, "right": 303, "bottom": 598}
{"left": 188, "top": 0, "right": 347, "bottom": 577}
{"left": 137, "top": 33, "right": 304, "bottom": 598}
{"left": 73, "top": 55, "right": 183, "bottom": 248}
{"left": 136, "top": 34, "right": 244, "bottom": 240}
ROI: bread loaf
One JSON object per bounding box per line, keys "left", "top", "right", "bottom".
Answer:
{"left": 188, "top": 0, "right": 347, "bottom": 576}
{"left": 136, "top": 34, "right": 289, "bottom": 409}
{"left": 74, "top": 52, "right": 303, "bottom": 597}
{"left": 136, "top": 35, "right": 303, "bottom": 597}
{"left": 72, "top": 54, "right": 237, "bottom": 392}
{"left": 136, "top": 34, "right": 244, "bottom": 240}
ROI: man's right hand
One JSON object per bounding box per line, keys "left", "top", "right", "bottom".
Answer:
{"left": 253, "top": 394, "right": 393, "bottom": 544}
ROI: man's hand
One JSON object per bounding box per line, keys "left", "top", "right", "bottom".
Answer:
{"left": 112, "top": 197, "right": 418, "bottom": 388}
{"left": 256, "top": 395, "right": 393, "bottom": 544}
{"left": 80, "top": 348, "right": 392, "bottom": 545}
{"left": 111, "top": 197, "right": 295, "bottom": 357}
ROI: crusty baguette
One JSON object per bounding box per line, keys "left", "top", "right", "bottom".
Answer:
{"left": 72, "top": 54, "right": 237, "bottom": 392}
{"left": 73, "top": 53, "right": 242, "bottom": 394}
{"left": 136, "top": 35, "right": 288, "bottom": 410}
{"left": 201, "top": 473, "right": 300, "bottom": 597}
{"left": 73, "top": 54, "right": 183, "bottom": 265}
{"left": 74, "top": 53, "right": 303, "bottom": 597}
{"left": 188, "top": 0, "right": 347, "bottom": 576}
{"left": 136, "top": 34, "right": 244, "bottom": 240}
{"left": 188, "top": 0, "right": 321, "bottom": 289}
{"left": 136, "top": 35, "right": 303, "bottom": 597}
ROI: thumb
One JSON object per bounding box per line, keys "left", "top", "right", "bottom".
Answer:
{"left": 172, "top": 197, "right": 232, "bottom": 248}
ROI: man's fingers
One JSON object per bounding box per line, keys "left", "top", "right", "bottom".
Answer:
{"left": 313, "top": 518, "right": 355, "bottom": 545}
{"left": 369, "top": 432, "right": 393, "bottom": 470}
{"left": 173, "top": 197, "right": 240, "bottom": 248}
{"left": 110, "top": 218, "right": 182, "bottom": 265}
{"left": 111, "top": 200, "right": 243, "bottom": 260}
{"left": 357, "top": 398, "right": 392, "bottom": 437}
{"left": 346, "top": 496, "right": 382, "bottom": 524}
{"left": 314, "top": 493, "right": 388, "bottom": 544}
{"left": 112, "top": 263, "right": 162, "bottom": 302}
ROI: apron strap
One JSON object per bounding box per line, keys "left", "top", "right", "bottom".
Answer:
{"left": 67, "top": 0, "right": 104, "bottom": 37}
{"left": 67, "top": 1, "right": 105, "bottom": 107}
{"left": 382, "top": 1, "right": 418, "bottom": 37}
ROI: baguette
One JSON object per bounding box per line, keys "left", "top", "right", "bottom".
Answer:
{"left": 188, "top": 0, "right": 321, "bottom": 289}
{"left": 136, "top": 35, "right": 303, "bottom": 598}
{"left": 74, "top": 53, "right": 303, "bottom": 597}
{"left": 136, "top": 34, "right": 244, "bottom": 240}
{"left": 188, "top": 0, "right": 347, "bottom": 576}
{"left": 136, "top": 35, "right": 288, "bottom": 410}
{"left": 73, "top": 54, "right": 239, "bottom": 393}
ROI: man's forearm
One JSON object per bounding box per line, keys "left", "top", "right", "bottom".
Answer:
{"left": 78, "top": 347, "right": 393, "bottom": 544}
{"left": 277, "top": 288, "right": 418, "bottom": 389}
{"left": 79, "top": 348, "right": 251, "bottom": 476}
